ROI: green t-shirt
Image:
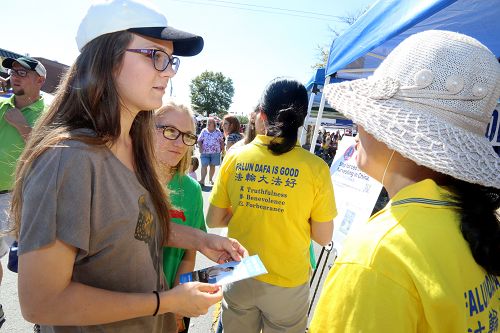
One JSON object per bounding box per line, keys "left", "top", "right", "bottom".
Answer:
{"left": 163, "top": 173, "right": 207, "bottom": 288}
{"left": 0, "top": 95, "right": 45, "bottom": 191}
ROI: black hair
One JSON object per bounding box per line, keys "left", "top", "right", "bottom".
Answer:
{"left": 259, "top": 78, "right": 308, "bottom": 155}
{"left": 444, "top": 177, "right": 500, "bottom": 275}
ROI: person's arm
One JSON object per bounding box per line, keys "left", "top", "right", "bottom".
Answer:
{"left": 219, "top": 131, "right": 225, "bottom": 152}
{"left": 310, "top": 219, "right": 333, "bottom": 246}
{"left": 310, "top": 163, "right": 336, "bottom": 246}
{"left": 173, "top": 250, "right": 196, "bottom": 287}
{"left": 18, "top": 239, "right": 222, "bottom": 325}
{"left": 198, "top": 131, "right": 205, "bottom": 153}
{"left": 226, "top": 140, "right": 236, "bottom": 151}
{"left": 4, "top": 107, "right": 32, "bottom": 141}
{"left": 171, "top": 249, "right": 197, "bottom": 331}
{"left": 0, "top": 76, "right": 9, "bottom": 91}
{"left": 220, "top": 140, "right": 225, "bottom": 152}
{"left": 166, "top": 223, "right": 247, "bottom": 263}
{"left": 206, "top": 204, "right": 232, "bottom": 228}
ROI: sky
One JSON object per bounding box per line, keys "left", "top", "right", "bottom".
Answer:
{"left": 2, "top": 0, "right": 374, "bottom": 116}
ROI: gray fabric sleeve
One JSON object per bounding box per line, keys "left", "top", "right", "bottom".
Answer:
{"left": 18, "top": 145, "right": 92, "bottom": 256}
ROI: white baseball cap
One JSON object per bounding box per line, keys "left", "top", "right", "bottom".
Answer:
{"left": 76, "top": 0, "right": 204, "bottom": 56}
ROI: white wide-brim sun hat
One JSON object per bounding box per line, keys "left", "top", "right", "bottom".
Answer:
{"left": 324, "top": 30, "right": 500, "bottom": 189}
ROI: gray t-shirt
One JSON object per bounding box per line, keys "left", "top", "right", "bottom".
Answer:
{"left": 18, "top": 138, "right": 176, "bottom": 333}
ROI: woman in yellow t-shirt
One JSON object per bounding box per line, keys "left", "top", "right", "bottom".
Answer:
{"left": 207, "top": 78, "right": 336, "bottom": 333}
{"left": 309, "top": 30, "right": 500, "bottom": 333}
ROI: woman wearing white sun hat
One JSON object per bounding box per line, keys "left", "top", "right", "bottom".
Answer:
{"left": 9, "top": 0, "right": 247, "bottom": 332}
{"left": 309, "top": 30, "right": 500, "bottom": 332}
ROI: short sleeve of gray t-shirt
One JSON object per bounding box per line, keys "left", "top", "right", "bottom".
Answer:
{"left": 18, "top": 139, "right": 176, "bottom": 333}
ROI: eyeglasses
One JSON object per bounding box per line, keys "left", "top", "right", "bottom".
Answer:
{"left": 126, "top": 48, "right": 180, "bottom": 73}
{"left": 156, "top": 125, "right": 197, "bottom": 146}
{"left": 8, "top": 68, "right": 29, "bottom": 77}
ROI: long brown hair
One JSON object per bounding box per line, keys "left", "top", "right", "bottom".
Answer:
{"left": 10, "top": 31, "right": 171, "bottom": 241}
{"left": 243, "top": 107, "right": 258, "bottom": 144}
{"left": 223, "top": 114, "right": 241, "bottom": 135}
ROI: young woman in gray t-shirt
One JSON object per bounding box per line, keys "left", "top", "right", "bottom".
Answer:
{"left": 8, "top": 1, "right": 246, "bottom": 332}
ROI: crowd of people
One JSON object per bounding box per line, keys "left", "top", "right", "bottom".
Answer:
{"left": 0, "top": 0, "right": 499, "bottom": 333}
{"left": 313, "top": 129, "right": 342, "bottom": 165}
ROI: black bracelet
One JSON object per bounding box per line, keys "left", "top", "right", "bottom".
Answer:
{"left": 152, "top": 291, "right": 160, "bottom": 316}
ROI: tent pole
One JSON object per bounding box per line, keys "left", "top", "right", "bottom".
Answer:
{"left": 300, "top": 90, "right": 316, "bottom": 146}
{"left": 309, "top": 76, "right": 331, "bottom": 154}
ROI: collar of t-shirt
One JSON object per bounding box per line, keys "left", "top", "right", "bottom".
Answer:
{"left": 386, "top": 179, "right": 457, "bottom": 210}
{"left": 5, "top": 95, "right": 44, "bottom": 112}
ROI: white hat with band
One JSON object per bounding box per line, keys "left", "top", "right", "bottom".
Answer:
{"left": 323, "top": 30, "right": 500, "bottom": 189}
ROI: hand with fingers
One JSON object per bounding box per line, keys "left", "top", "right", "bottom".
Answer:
{"left": 200, "top": 234, "right": 248, "bottom": 264}
{"left": 4, "top": 107, "right": 29, "bottom": 128}
{"left": 162, "top": 282, "right": 223, "bottom": 318}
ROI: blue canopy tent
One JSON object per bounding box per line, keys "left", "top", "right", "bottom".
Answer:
{"left": 330, "top": 0, "right": 500, "bottom": 79}
{"left": 310, "top": 0, "right": 500, "bottom": 152}
{"left": 305, "top": 68, "right": 326, "bottom": 92}
{"left": 302, "top": 69, "right": 351, "bottom": 144}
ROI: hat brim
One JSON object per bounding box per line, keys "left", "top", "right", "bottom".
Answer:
{"left": 129, "top": 27, "right": 203, "bottom": 56}
{"left": 2, "top": 58, "right": 19, "bottom": 69}
{"left": 323, "top": 79, "right": 500, "bottom": 189}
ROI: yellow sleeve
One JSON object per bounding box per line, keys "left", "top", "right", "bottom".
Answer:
{"left": 309, "top": 263, "right": 421, "bottom": 333}
{"left": 209, "top": 153, "right": 234, "bottom": 208}
{"left": 310, "top": 162, "right": 337, "bottom": 222}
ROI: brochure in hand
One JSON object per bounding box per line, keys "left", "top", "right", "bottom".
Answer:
{"left": 180, "top": 255, "right": 267, "bottom": 285}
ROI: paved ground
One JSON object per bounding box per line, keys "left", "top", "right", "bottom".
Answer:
{"left": 0, "top": 153, "right": 335, "bottom": 332}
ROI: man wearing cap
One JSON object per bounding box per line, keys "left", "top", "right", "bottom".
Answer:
{"left": 0, "top": 56, "right": 46, "bottom": 327}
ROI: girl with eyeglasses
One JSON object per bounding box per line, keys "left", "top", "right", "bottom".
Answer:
{"left": 9, "top": 1, "right": 246, "bottom": 332}
{"left": 154, "top": 101, "right": 206, "bottom": 333}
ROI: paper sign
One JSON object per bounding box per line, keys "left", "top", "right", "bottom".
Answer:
{"left": 330, "top": 136, "right": 383, "bottom": 256}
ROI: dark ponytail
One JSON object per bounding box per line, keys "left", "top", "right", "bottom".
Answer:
{"left": 260, "top": 78, "right": 308, "bottom": 155}
{"left": 445, "top": 178, "right": 500, "bottom": 275}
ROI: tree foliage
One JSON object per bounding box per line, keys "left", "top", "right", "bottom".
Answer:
{"left": 189, "top": 71, "right": 235, "bottom": 117}
{"left": 235, "top": 115, "right": 249, "bottom": 125}
{"left": 312, "top": 7, "right": 369, "bottom": 69}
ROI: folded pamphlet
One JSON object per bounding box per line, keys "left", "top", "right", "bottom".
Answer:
{"left": 180, "top": 255, "right": 267, "bottom": 285}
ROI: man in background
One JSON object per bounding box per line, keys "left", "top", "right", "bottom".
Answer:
{"left": 0, "top": 56, "right": 46, "bottom": 327}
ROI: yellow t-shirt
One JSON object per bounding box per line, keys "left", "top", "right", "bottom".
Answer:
{"left": 309, "top": 179, "right": 500, "bottom": 333}
{"left": 210, "top": 135, "right": 336, "bottom": 287}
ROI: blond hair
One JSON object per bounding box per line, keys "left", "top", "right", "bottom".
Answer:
{"left": 154, "top": 101, "right": 195, "bottom": 175}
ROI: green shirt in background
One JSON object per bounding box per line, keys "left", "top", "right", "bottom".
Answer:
{"left": 0, "top": 95, "right": 45, "bottom": 191}
{"left": 163, "top": 173, "right": 207, "bottom": 288}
